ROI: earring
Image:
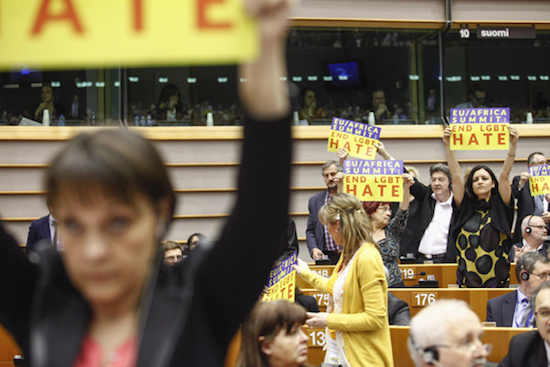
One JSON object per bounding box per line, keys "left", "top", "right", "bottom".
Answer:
{"left": 335, "top": 228, "right": 339, "bottom": 232}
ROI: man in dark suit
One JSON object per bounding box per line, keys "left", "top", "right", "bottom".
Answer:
{"left": 487, "top": 252, "right": 550, "bottom": 327}
{"left": 512, "top": 152, "right": 548, "bottom": 243}
{"left": 388, "top": 292, "right": 410, "bottom": 326}
{"left": 509, "top": 215, "right": 549, "bottom": 262}
{"left": 499, "top": 281, "right": 550, "bottom": 366}
{"left": 306, "top": 160, "right": 343, "bottom": 264}
{"left": 26, "top": 214, "right": 52, "bottom": 251}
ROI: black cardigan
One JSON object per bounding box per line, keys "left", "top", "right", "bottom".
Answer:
{"left": 0, "top": 112, "right": 292, "bottom": 367}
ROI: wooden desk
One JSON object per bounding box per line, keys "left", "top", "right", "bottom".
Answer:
{"left": 390, "top": 288, "right": 515, "bottom": 321}
{"left": 296, "top": 263, "right": 518, "bottom": 289}
{"left": 302, "top": 287, "right": 515, "bottom": 322}
{"left": 0, "top": 324, "right": 21, "bottom": 367}
{"left": 305, "top": 325, "right": 527, "bottom": 367}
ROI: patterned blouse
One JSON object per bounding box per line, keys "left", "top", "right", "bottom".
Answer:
{"left": 378, "top": 209, "right": 409, "bottom": 287}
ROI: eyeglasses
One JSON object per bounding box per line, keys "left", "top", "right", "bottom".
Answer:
{"left": 432, "top": 342, "right": 492, "bottom": 355}
{"left": 531, "top": 272, "right": 550, "bottom": 280}
{"left": 529, "top": 225, "right": 547, "bottom": 230}
{"left": 535, "top": 310, "right": 550, "bottom": 320}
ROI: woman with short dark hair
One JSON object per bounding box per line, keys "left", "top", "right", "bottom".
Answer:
{"left": 0, "top": 1, "right": 293, "bottom": 365}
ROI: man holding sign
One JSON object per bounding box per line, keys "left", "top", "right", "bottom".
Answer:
{"left": 512, "top": 152, "right": 549, "bottom": 242}
{"left": 306, "top": 160, "right": 344, "bottom": 264}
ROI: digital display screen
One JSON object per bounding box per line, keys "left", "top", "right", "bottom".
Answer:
{"left": 327, "top": 61, "right": 361, "bottom": 87}
{"left": 10, "top": 64, "right": 42, "bottom": 83}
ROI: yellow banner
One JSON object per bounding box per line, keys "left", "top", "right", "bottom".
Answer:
{"left": 263, "top": 272, "right": 296, "bottom": 302}
{"left": 450, "top": 123, "right": 509, "bottom": 150}
{"left": 0, "top": 0, "right": 258, "bottom": 69}
{"left": 530, "top": 176, "right": 550, "bottom": 196}
{"left": 327, "top": 131, "right": 378, "bottom": 160}
{"left": 344, "top": 175, "right": 403, "bottom": 202}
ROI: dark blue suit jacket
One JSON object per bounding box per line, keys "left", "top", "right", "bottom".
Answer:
{"left": 26, "top": 215, "right": 51, "bottom": 251}
{"left": 306, "top": 191, "right": 328, "bottom": 254}
{"left": 499, "top": 330, "right": 547, "bottom": 367}
{"left": 486, "top": 290, "right": 517, "bottom": 327}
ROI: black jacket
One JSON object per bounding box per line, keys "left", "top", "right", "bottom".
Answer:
{"left": 0, "top": 113, "right": 292, "bottom": 367}
{"left": 499, "top": 330, "right": 547, "bottom": 367}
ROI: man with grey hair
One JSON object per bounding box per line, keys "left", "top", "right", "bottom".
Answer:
{"left": 306, "top": 160, "right": 343, "bottom": 264}
{"left": 408, "top": 299, "right": 490, "bottom": 367}
{"left": 399, "top": 162, "right": 454, "bottom": 263}
{"left": 509, "top": 215, "right": 549, "bottom": 262}
{"left": 486, "top": 252, "right": 550, "bottom": 327}
{"left": 499, "top": 281, "right": 550, "bottom": 366}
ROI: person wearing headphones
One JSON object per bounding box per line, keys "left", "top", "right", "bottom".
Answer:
{"left": 499, "top": 281, "right": 550, "bottom": 367}
{"left": 509, "top": 215, "right": 549, "bottom": 262}
{"left": 486, "top": 252, "right": 550, "bottom": 327}
{"left": 408, "top": 299, "right": 490, "bottom": 367}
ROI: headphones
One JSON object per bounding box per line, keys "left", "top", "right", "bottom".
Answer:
{"left": 518, "top": 255, "right": 530, "bottom": 281}
{"left": 410, "top": 334, "right": 441, "bottom": 366}
{"left": 526, "top": 215, "right": 534, "bottom": 234}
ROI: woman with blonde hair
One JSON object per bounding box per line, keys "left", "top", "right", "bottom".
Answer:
{"left": 237, "top": 300, "right": 310, "bottom": 367}
{"left": 295, "top": 193, "right": 393, "bottom": 367}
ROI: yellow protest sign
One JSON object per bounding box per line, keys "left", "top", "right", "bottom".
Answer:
{"left": 0, "top": 0, "right": 258, "bottom": 69}
{"left": 263, "top": 251, "right": 297, "bottom": 302}
{"left": 449, "top": 108, "right": 510, "bottom": 151}
{"left": 529, "top": 165, "right": 550, "bottom": 196}
{"left": 343, "top": 160, "right": 404, "bottom": 202}
{"left": 327, "top": 117, "right": 381, "bottom": 160}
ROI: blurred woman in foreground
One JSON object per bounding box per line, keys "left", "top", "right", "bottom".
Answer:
{"left": 295, "top": 193, "right": 393, "bottom": 367}
{"left": 0, "top": 0, "right": 293, "bottom": 365}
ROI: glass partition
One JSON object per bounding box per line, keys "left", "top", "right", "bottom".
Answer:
{"left": 1, "top": 26, "right": 548, "bottom": 127}
{"left": 443, "top": 29, "right": 550, "bottom": 123}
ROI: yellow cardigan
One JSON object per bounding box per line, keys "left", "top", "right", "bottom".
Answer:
{"left": 300, "top": 243, "right": 393, "bottom": 367}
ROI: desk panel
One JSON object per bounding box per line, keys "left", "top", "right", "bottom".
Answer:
{"left": 296, "top": 263, "right": 518, "bottom": 289}
{"left": 304, "top": 325, "right": 526, "bottom": 366}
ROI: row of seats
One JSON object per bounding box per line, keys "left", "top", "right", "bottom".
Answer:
{"left": 302, "top": 287, "right": 514, "bottom": 321}
{"left": 304, "top": 325, "right": 527, "bottom": 366}
{"left": 296, "top": 263, "right": 519, "bottom": 289}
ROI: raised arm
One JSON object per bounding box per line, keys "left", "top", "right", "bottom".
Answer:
{"left": 375, "top": 141, "right": 392, "bottom": 160}
{"left": 196, "top": 0, "right": 293, "bottom": 342}
{"left": 238, "top": 0, "right": 290, "bottom": 119}
{"left": 499, "top": 126, "right": 518, "bottom": 206}
{"left": 400, "top": 173, "right": 415, "bottom": 211}
{"left": 336, "top": 147, "right": 348, "bottom": 167}
{"left": 443, "top": 126, "right": 465, "bottom": 207}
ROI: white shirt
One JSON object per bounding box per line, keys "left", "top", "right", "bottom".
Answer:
{"left": 48, "top": 214, "right": 63, "bottom": 252}
{"left": 522, "top": 238, "right": 545, "bottom": 252}
{"left": 418, "top": 192, "right": 453, "bottom": 255}
{"left": 513, "top": 288, "right": 532, "bottom": 328}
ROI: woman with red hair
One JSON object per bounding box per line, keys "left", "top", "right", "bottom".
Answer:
{"left": 363, "top": 176, "right": 414, "bottom": 287}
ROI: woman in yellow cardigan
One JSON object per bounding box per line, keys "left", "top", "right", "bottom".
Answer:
{"left": 295, "top": 193, "right": 394, "bottom": 367}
